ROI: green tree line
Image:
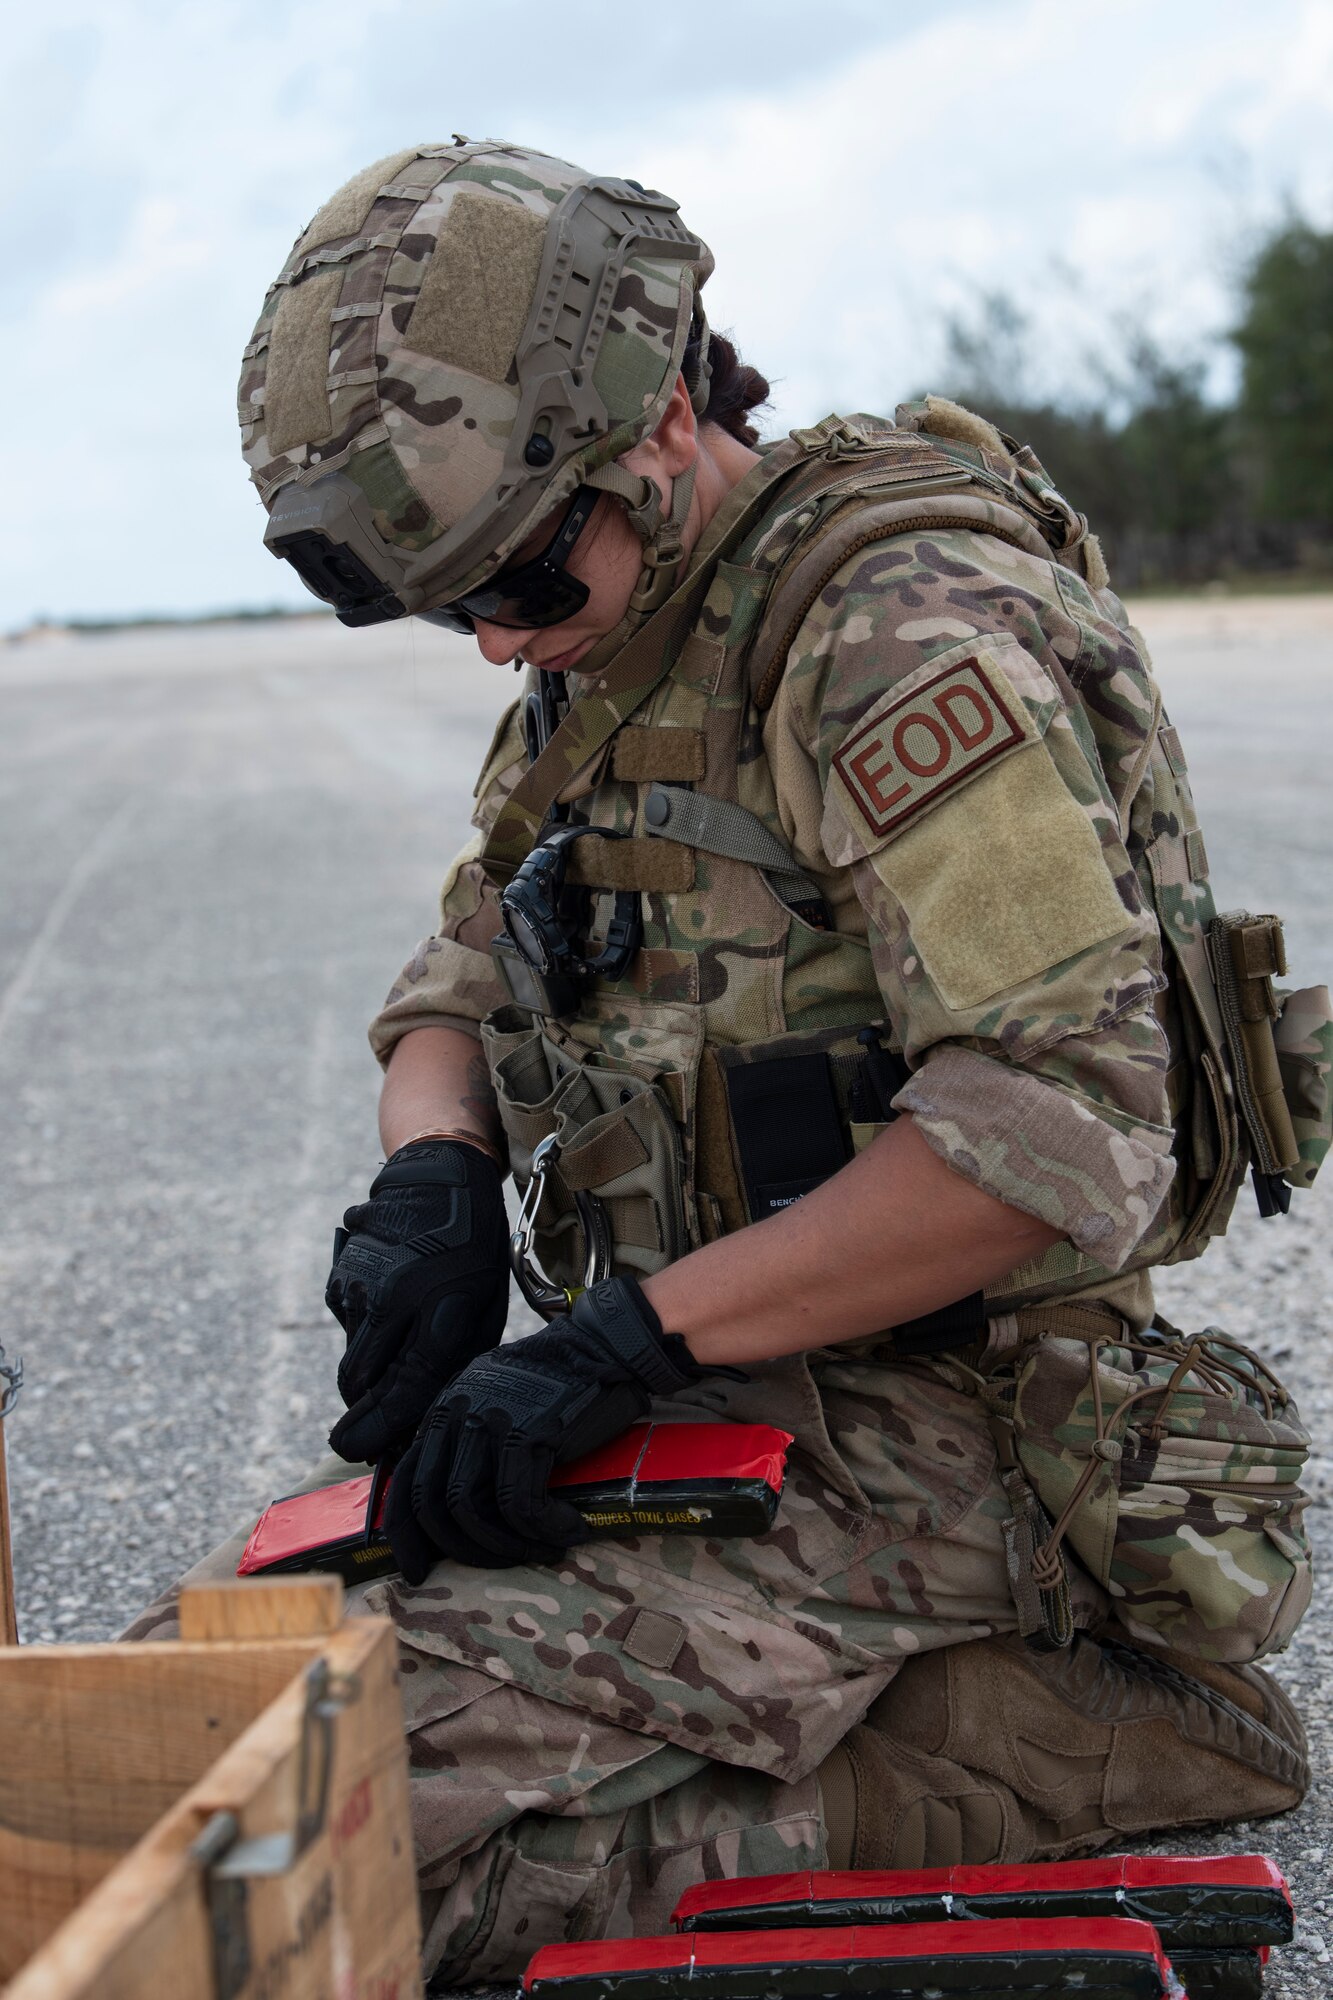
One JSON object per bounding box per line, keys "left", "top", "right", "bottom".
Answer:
{"left": 935, "top": 215, "right": 1333, "bottom": 590}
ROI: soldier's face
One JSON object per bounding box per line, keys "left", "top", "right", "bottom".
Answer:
{"left": 469, "top": 492, "right": 649, "bottom": 676}
{"left": 469, "top": 373, "right": 702, "bottom": 674}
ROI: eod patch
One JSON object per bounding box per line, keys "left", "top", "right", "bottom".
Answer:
{"left": 832, "top": 654, "right": 1032, "bottom": 841}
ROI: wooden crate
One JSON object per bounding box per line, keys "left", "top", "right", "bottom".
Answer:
{"left": 2, "top": 1578, "right": 422, "bottom": 1999}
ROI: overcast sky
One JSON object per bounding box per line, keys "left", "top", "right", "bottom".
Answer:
{"left": 3, "top": 0, "right": 1330, "bottom": 627}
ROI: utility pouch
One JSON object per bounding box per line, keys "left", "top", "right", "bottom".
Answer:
{"left": 1143, "top": 789, "right": 1247, "bottom": 1262}
{"left": 1208, "top": 912, "right": 1300, "bottom": 1213}
{"left": 1273, "top": 982, "right": 1333, "bottom": 1191}
{"left": 981, "top": 1320, "right": 1312, "bottom": 1663}
{"left": 702, "top": 1024, "right": 900, "bottom": 1229}
{"left": 725, "top": 1049, "right": 847, "bottom": 1219}
{"left": 479, "top": 1006, "right": 687, "bottom": 1288}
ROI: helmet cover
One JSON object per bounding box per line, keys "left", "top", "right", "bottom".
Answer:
{"left": 238, "top": 140, "right": 714, "bottom": 619}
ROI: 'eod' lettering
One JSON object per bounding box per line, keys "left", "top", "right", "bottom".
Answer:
{"left": 833, "top": 656, "right": 1027, "bottom": 839}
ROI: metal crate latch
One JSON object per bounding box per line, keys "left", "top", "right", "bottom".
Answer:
{"left": 190, "top": 1656, "right": 361, "bottom": 2000}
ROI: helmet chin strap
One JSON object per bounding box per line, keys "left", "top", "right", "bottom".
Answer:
{"left": 575, "top": 458, "right": 698, "bottom": 677}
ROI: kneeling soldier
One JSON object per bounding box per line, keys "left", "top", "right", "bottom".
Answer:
{"left": 136, "top": 140, "right": 1332, "bottom": 1985}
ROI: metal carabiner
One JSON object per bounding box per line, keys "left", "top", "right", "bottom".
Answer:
{"left": 510, "top": 1133, "right": 612, "bottom": 1320}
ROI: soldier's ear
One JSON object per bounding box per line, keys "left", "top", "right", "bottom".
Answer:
{"left": 621, "top": 373, "right": 698, "bottom": 482}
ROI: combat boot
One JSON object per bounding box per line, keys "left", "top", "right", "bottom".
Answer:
{"left": 817, "top": 1632, "right": 1307, "bottom": 1870}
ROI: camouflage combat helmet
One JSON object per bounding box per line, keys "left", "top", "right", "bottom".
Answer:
{"left": 239, "top": 139, "right": 714, "bottom": 628}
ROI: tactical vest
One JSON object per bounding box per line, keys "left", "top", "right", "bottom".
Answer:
{"left": 478, "top": 410, "right": 1331, "bottom": 1338}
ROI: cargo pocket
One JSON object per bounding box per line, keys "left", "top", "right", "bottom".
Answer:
{"left": 455, "top": 1848, "right": 614, "bottom": 1984}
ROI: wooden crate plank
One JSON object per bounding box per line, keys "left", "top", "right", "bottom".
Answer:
{"left": 180, "top": 1576, "right": 345, "bottom": 1642}
{"left": 4, "top": 1842, "right": 208, "bottom": 2000}
{"left": 188, "top": 1623, "right": 409, "bottom": 1818}
{"left": 0, "top": 1826, "right": 123, "bottom": 1984}
{"left": 0, "top": 1644, "right": 315, "bottom": 1795}
{"left": 0, "top": 1640, "right": 316, "bottom": 1985}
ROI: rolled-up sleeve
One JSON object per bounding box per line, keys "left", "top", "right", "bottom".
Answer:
{"left": 893, "top": 1038, "right": 1175, "bottom": 1269}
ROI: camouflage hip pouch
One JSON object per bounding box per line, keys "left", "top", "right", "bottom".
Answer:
{"left": 976, "top": 1318, "right": 1312, "bottom": 1665}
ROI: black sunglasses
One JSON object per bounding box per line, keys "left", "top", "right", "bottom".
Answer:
{"left": 419, "top": 487, "right": 598, "bottom": 635}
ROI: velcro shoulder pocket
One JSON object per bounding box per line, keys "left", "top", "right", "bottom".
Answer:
{"left": 822, "top": 637, "right": 1136, "bottom": 1012}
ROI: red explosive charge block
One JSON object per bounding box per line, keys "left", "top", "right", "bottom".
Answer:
{"left": 524, "top": 1916, "right": 1179, "bottom": 1999}
{"left": 237, "top": 1421, "right": 793, "bottom": 1582}
{"left": 671, "top": 1856, "right": 1292, "bottom": 2000}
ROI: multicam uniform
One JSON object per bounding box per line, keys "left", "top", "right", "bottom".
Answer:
{"left": 334, "top": 408, "right": 1314, "bottom": 1979}
{"left": 127, "top": 142, "right": 1326, "bottom": 1986}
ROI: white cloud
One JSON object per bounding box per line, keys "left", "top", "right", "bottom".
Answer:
{"left": 1, "top": 0, "right": 1330, "bottom": 625}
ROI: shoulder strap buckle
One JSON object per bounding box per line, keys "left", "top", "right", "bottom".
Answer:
{"left": 787, "top": 414, "right": 868, "bottom": 458}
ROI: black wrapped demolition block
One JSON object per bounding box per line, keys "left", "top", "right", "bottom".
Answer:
{"left": 672, "top": 1856, "right": 1293, "bottom": 2000}
{"left": 547, "top": 1421, "right": 791, "bottom": 1536}
{"left": 524, "top": 1917, "right": 1179, "bottom": 1999}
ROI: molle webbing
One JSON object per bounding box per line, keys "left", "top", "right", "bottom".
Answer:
{"left": 610, "top": 727, "right": 706, "bottom": 783}
{"left": 564, "top": 837, "right": 695, "bottom": 894}
{"left": 498, "top": 1107, "right": 651, "bottom": 1193}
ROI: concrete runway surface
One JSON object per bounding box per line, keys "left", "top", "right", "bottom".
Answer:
{"left": 3, "top": 596, "right": 1332, "bottom": 1993}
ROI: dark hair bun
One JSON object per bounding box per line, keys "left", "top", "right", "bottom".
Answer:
{"left": 701, "top": 331, "right": 770, "bottom": 446}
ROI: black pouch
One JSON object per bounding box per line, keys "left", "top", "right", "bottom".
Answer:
{"left": 724, "top": 1048, "right": 848, "bottom": 1220}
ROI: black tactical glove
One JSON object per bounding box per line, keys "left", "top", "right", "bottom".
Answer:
{"left": 384, "top": 1276, "right": 714, "bottom": 1581}
{"left": 325, "top": 1138, "right": 510, "bottom": 1465}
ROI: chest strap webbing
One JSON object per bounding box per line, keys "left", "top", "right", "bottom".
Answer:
{"left": 557, "top": 784, "right": 827, "bottom": 922}
{"left": 642, "top": 783, "right": 825, "bottom": 915}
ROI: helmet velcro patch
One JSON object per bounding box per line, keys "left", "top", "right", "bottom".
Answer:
{"left": 406, "top": 189, "right": 547, "bottom": 385}
{"left": 264, "top": 267, "right": 344, "bottom": 454}
{"left": 298, "top": 146, "right": 423, "bottom": 254}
